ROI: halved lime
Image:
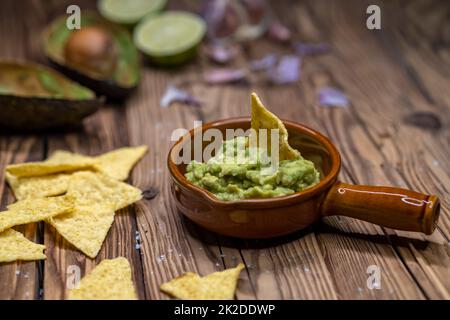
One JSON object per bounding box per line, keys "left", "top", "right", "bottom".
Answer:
{"left": 133, "top": 11, "right": 206, "bottom": 66}
{"left": 98, "top": 0, "right": 167, "bottom": 25}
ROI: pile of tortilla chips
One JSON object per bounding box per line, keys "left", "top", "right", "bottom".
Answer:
{"left": 0, "top": 146, "right": 147, "bottom": 262}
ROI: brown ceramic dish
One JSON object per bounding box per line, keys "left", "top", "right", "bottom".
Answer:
{"left": 168, "top": 117, "right": 440, "bottom": 238}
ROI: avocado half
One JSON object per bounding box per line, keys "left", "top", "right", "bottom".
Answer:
{"left": 43, "top": 13, "right": 140, "bottom": 100}
{"left": 0, "top": 61, "right": 102, "bottom": 131}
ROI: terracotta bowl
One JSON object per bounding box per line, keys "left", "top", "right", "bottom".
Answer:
{"left": 167, "top": 117, "right": 440, "bottom": 239}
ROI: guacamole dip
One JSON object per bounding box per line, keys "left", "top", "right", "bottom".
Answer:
{"left": 185, "top": 137, "right": 320, "bottom": 201}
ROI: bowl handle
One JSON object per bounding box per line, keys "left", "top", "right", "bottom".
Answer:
{"left": 320, "top": 181, "right": 440, "bottom": 234}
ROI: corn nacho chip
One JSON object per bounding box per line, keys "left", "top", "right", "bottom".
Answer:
{"left": 46, "top": 150, "right": 91, "bottom": 163}
{"left": 250, "top": 92, "right": 300, "bottom": 160}
{"left": 48, "top": 146, "right": 148, "bottom": 181}
{"left": 67, "top": 171, "right": 142, "bottom": 210}
{"left": 6, "top": 159, "right": 95, "bottom": 178}
{"left": 0, "top": 195, "right": 74, "bottom": 233}
{"left": 48, "top": 172, "right": 142, "bottom": 258}
{"left": 95, "top": 146, "right": 148, "bottom": 181}
{"left": 68, "top": 257, "right": 137, "bottom": 300}
{"left": 160, "top": 263, "right": 244, "bottom": 300}
{"left": 6, "top": 172, "right": 70, "bottom": 200}
{"left": 0, "top": 229, "right": 46, "bottom": 262}
{"left": 47, "top": 204, "right": 115, "bottom": 258}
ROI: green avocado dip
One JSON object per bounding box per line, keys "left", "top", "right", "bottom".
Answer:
{"left": 185, "top": 137, "right": 320, "bottom": 201}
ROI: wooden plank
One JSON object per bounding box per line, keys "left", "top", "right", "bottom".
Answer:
{"left": 125, "top": 67, "right": 235, "bottom": 299}
{"left": 0, "top": 138, "right": 44, "bottom": 300}
{"left": 193, "top": 40, "right": 341, "bottom": 299}
{"left": 245, "top": 88, "right": 423, "bottom": 299}
{"left": 190, "top": 0, "right": 426, "bottom": 300}
{"left": 381, "top": 0, "right": 450, "bottom": 237}
{"left": 124, "top": 0, "right": 255, "bottom": 299}
{"left": 1, "top": 0, "right": 448, "bottom": 300}
{"left": 296, "top": 0, "right": 449, "bottom": 298}
{"left": 0, "top": 0, "right": 47, "bottom": 300}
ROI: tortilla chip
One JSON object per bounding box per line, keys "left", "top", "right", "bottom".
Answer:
{"left": 48, "top": 172, "right": 142, "bottom": 258}
{"left": 6, "top": 159, "right": 95, "bottom": 178}
{"left": 250, "top": 92, "right": 300, "bottom": 160}
{"left": 46, "top": 150, "right": 91, "bottom": 163}
{"left": 160, "top": 263, "right": 244, "bottom": 300}
{"left": 48, "top": 146, "right": 148, "bottom": 181}
{"left": 47, "top": 204, "right": 115, "bottom": 258}
{"left": 68, "top": 257, "right": 137, "bottom": 300}
{"left": 0, "top": 229, "right": 46, "bottom": 262}
{"left": 95, "top": 146, "right": 148, "bottom": 181}
{"left": 67, "top": 171, "right": 142, "bottom": 210}
{"left": 0, "top": 195, "right": 74, "bottom": 233}
{"left": 6, "top": 172, "right": 70, "bottom": 200}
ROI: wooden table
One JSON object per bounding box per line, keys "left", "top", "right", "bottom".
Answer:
{"left": 0, "top": 0, "right": 448, "bottom": 300}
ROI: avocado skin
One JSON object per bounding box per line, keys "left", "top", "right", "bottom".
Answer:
{"left": 0, "top": 94, "right": 103, "bottom": 131}
{"left": 48, "top": 59, "right": 136, "bottom": 101}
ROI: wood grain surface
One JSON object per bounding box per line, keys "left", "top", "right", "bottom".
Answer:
{"left": 0, "top": 0, "right": 448, "bottom": 300}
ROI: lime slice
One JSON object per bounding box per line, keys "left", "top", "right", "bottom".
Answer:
{"left": 133, "top": 11, "right": 206, "bottom": 66}
{"left": 98, "top": 0, "right": 166, "bottom": 25}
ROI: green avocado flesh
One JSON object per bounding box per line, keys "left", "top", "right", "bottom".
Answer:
{"left": 44, "top": 13, "right": 140, "bottom": 88}
{"left": 0, "top": 62, "right": 94, "bottom": 99}
{"left": 0, "top": 61, "right": 100, "bottom": 130}
{"left": 185, "top": 137, "right": 320, "bottom": 201}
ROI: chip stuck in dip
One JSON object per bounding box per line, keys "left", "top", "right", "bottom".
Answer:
{"left": 185, "top": 93, "right": 320, "bottom": 201}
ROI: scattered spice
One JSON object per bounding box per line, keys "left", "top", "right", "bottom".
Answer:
{"left": 204, "top": 43, "right": 238, "bottom": 64}
{"left": 294, "top": 42, "right": 330, "bottom": 56}
{"left": 157, "top": 254, "right": 166, "bottom": 263}
{"left": 135, "top": 230, "right": 142, "bottom": 250}
{"left": 267, "top": 55, "right": 300, "bottom": 85}
{"left": 203, "top": 68, "right": 247, "bottom": 84}
{"left": 160, "top": 85, "right": 201, "bottom": 108}
{"left": 250, "top": 53, "right": 277, "bottom": 71}
{"left": 317, "top": 86, "right": 349, "bottom": 107}
{"left": 268, "top": 21, "right": 291, "bottom": 43}
{"left": 201, "top": 0, "right": 239, "bottom": 40}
